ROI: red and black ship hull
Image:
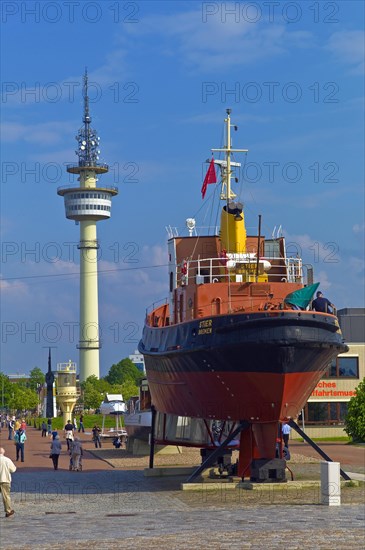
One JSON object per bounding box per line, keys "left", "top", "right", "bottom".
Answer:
{"left": 139, "top": 311, "right": 347, "bottom": 424}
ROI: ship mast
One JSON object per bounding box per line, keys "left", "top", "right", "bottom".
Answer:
{"left": 212, "top": 108, "right": 248, "bottom": 201}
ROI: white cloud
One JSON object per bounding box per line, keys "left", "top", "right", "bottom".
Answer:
{"left": 99, "top": 248, "right": 167, "bottom": 299}
{"left": 124, "top": 9, "right": 314, "bottom": 72}
{"left": 28, "top": 148, "right": 76, "bottom": 165}
{"left": 2, "top": 49, "right": 131, "bottom": 109}
{"left": 353, "top": 222, "right": 365, "bottom": 234}
{"left": 143, "top": 244, "right": 166, "bottom": 266}
{"left": 87, "top": 49, "right": 130, "bottom": 86}
{"left": 1, "top": 121, "right": 74, "bottom": 145}
{"left": 313, "top": 270, "right": 332, "bottom": 292}
{"left": 348, "top": 255, "right": 365, "bottom": 275}
{"left": 326, "top": 30, "right": 365, "bottom": 75}
{"left": 0, "top": 278, "right": 28, "bottom": 296}
{"left": 284, "top": 232, "right": 341, "bottom": 264}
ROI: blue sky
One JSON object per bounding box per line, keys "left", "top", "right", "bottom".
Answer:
{"left": 1, "top": 1, "right": 364, "bottom": 376}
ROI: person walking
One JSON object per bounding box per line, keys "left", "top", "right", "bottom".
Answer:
{"left": 47, "top": 418, "right": 52, "bottom": 436}
{"left": 0, "top": 447, "right": 16, "bottom": 518}
{"left": 78, "top": 413, "right": 85, "bottom": 433}
{"left": 70, "top": 437, "right": 83, "bottom": 471}
{"left": 50, "top": 435, "right": 62, "bottom": 470}
{"left": 92, "top": 425, "right": 102, "bottom": 448}
{"left": 8, "top": 417, "right": 15, "bottom": 440}
{"left": 14, "top": 427, "right": 27, "bottom": 462}
{"left": 64, "top": 419, "right": 74, "bottom": 451}
{"left": 282, "top": 422, "right": 291, "bottom": 448}
{"left": 41, "top": 421, "right": 47, "bottom": 437}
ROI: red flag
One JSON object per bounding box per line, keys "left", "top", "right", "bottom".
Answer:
{"left": 201, "top": 157, "right": 216, "bottom": 199}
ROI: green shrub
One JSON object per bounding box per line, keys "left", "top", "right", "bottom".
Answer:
{"left": 344, "top": 378, "right": 365, "bottom": 442}
{"left": 35, "top": 414, "right": 124, "bottom": 431}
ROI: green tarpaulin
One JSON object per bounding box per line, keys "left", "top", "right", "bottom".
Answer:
{"left": 284, "top": 282, "right": 320, "bottom": 309}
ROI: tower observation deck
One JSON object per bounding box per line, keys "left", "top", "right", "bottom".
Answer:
{"left": 57, "top": 70, "right": 118, "bottom": 381}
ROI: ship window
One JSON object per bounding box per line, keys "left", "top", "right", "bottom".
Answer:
{"left": 179, "top": 294, "right": 184, "bottom": 322}
{"left": 327, "top": 357, "right": 359, "bottom": 378}
{"left": 211, "top": 298, "right": 221, "bottom": 315}
{"left": 170, "top": 272, "right": 173, "bottom": 292}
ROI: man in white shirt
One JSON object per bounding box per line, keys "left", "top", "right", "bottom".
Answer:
{"left": 0, "top": 447, "right": 16, "bottom": 517}
{"left": 282, "top": 422, "right": 292, "bottom": 448}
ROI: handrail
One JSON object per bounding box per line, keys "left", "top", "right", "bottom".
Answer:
{"left": 57, "top": 184, "right": 118, "bottom": 193}
{"left": 146, "top": 295, "right": 308, "bottom": 318}
{"left": 145, "top": 297, "right": 169, "bottom": 317}
{"left": 181, "top": 255, "right": 303, "bottom": 285}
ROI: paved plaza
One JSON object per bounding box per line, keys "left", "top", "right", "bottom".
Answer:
{"left": 0, "top": 427, "right": 364, "bottom": 549}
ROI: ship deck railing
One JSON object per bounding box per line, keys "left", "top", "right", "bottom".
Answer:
{"left": 145, "top": 295, "right": 309, "bottom": 328}
{"left": 181, "top": 255, "right": 303, "bottom": 285}
{"left": 144, "top": 255, "right": 304, "bottom": 324}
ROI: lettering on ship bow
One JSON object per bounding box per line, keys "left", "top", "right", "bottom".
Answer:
{"left": 198, "top": 319, "right": 213, "bottom": 335}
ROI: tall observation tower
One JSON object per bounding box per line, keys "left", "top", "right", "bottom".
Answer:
{"left": 58, "top": 70, "right": 118, "bottom": 381}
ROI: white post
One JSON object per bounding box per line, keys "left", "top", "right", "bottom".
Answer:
{"left": 320, "top": 461, "right": 341, "bottom": 506}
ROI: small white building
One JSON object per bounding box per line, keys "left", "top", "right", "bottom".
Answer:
{"left": 129, "top": 350, "right": 145, "bottom": 373}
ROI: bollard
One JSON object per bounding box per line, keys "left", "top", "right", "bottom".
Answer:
{"left": 320, "top": 461, "right": 341, "bottom": 506}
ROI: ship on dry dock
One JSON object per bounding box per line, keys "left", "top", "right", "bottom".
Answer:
{"left": 139, "top": 110, "right": 347, "bottom": 478}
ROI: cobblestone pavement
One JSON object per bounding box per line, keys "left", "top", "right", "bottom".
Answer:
{"left": 1, "top": 429, "right": 364, "bottom": 548}
{"left": 1, "top": 470, "right": 364, "bottom": 549}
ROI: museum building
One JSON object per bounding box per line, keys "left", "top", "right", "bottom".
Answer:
{"left": 293, "top": 308, "right": 364, "bottom": 439}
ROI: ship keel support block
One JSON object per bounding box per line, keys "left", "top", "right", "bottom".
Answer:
{"left": 186, "top": 420, "right": 249, "bottom": 483}
{"left": 250, "top": 458, "right": 287, "bottom": 483}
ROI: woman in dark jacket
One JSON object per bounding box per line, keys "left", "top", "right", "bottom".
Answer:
{"left": 50, "top": 435, "right": 62, "bottom": 470}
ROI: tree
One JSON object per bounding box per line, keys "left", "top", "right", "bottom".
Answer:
{"left": 81, "top": 375, "right": 101, "bottom": 391}
{"left": 83, "top": 384, "right": 103, "bottom": 410}
{"left": 81, "top": 375, "right": 112, "bottom": 393}
{"left": 81, "top": 376, "right": 112, "bottom": 409}
{"left": 28, "top": 367, "right": 45, "bottom": 392}
{"left": 7, "top": 384, "right": 38, "bottom": 412}
{"left": 105, "top": 358, "right": 143, "bottom": 386}
{"left": 0, "top": 373, "right": 12, "bottom": 409}
{"left": 121, "top": 379, "right": 139, "bottom": 401}
{"left": 344, "top": 378, "right": 365, "bottom": 442}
